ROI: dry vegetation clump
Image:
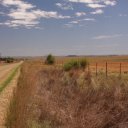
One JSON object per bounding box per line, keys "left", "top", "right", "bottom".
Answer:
{"left": 31, "top": 68, "right": 128, "bottom": 128}
{"left": 7, "top": 61, "right": 128, "bottom": 128}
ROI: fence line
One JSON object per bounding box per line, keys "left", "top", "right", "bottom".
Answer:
{"left": 88, "top": 62, "right": 128, "bottom": 77}
{"left": 55, "top": 59, "right": 128, "bottom": 77}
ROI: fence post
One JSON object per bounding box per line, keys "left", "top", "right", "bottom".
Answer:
{"left": 106, "top": 62, "right": 108, "bottom": 78}
{"left": 62, "top": 60, "right": 63, "bottom": 66}
{"left": 88, "top": 63, "right": 90, "bottom": 74}
{"left": 96, "top": 62, "right": 98, "bottom": 77}
{"left": 120, "top": 63, "right": 122, "bottom": 78}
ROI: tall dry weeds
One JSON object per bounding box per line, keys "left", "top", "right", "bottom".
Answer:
{"left": 7, "top": 60, "right": 128, "bottom": 128}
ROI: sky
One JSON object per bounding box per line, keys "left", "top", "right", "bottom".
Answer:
{"left": 0, "top": 0, "right": 128, "bottom": 56}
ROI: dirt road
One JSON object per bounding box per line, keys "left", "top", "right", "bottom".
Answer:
{"left": 0, "top": 63, "right": 21, "bottom": 85}
{"left": 0, "top": 62, "right": 22, "bottom": 128}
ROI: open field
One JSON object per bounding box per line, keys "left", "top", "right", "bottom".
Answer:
{"left": 1, "top": 0, "right": 128, "bottom": 127}
{"left": 6, "top": 59, "right": 128, "bottom": 128}
{"left": 53, "top": 55, "right": 128, "bottom": 63}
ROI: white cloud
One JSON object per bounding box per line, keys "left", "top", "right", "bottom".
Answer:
{"left": 2, "top": 0, "right": 35, "bottom": 10}
{"left": 104, "top": 0, "right": 116, "bottom": 6}
{"left": 69, "top": 20, "right": 79, "bottom": 24}
{"left": 64, "top": 23, "right": 73, "bottom": 28}
{"left": 91, "top": 9, "right": 104, "bottom": 14}
{"left": 64, "top": 17, "right": 95, "bottom": 28}
{"left": 0, "top": 0, "right": 71, "bottom": 28}
{"left": 68, "top": 0, "right": 99, "bottom": 4}
{"left": 67, "top": 18, "right": 95, "bottom": 26}
{"left": 56, "top": 3, "right": 73, "bottom": 10}
{"left": 87, "top": 3, "right": 106, "bottom": 8}
{"left": 76, "top": 18, "right": 95, "bottom": 22}
{"left": 68, "top": 0, "right": 117, "bottom": 4}
{"left": 83, "top": 18, "right": 95, "bottom": 21}
{"left": 32, "top": 10, "right": 71, "bottom": 19}
{"left": 93, "top": 34, "right": 122, "bottom": 40}
{"left": 75, "top": 12, "right": 86, "bottom": 17}
{"left": 68, "top": 0, "right": 117, "bottom": 8}
{"left": 0, "top": 20, "right": 39, "bottom": 28}
{"left": 8, "top": 9, "right": 37, "bottom": 21}
{"left": 119, "top": 14, "right": 127, "bottom": 17}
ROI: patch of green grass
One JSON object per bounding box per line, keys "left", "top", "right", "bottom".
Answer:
{"left": 0, "top": 66, "right": 20, "bottom": 93}
{"left": 27, "top": 120, "right": 52, "bottom": 128}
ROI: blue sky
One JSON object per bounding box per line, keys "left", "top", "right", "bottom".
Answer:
{"left": 0, "top": 0, "right": 128, "bottom": 56}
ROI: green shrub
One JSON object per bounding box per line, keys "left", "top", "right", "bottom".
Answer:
{"left": 79, "top": 59, "right": 88, "bottom": 69}
{"left": 63, "top": 59, "right": 88, "bottom": 71}
{"left": 45, "top": 54, "right": 55, "bottom": 65}
{"left": 63, "top": 60, "right": 79, "bottom": 71}
{"left": 63, "top": 62, "right": 72, "bottom": 71}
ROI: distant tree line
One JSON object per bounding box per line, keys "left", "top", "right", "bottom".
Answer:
{"left": 0, "top": 57, "right": 14, "bottom": 63}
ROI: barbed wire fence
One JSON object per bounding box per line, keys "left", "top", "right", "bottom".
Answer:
{"left": 87, "top": 62, "right": 128, "bottom": 78}
{"left": 55, "top": 59, "right": 128, "bottom": 78}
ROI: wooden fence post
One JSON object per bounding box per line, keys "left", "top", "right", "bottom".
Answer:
{"left": 120, "top": 63, "right": 122, "bottom": 78}
{"left": 88, "top": 63, "right": 90, "bottom": 74}
{"left": 61, "top": 60, "right": 63, "bottom": 66}
{"left": 106, "top": 62, "right": 108, "bottom": 78}
{"left": 96, "top": 63, "right": 98, "bottom": 77}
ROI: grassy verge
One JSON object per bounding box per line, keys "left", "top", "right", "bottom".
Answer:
{"left": 0, "top": 66, "right": 20, "bottom": 93}
{"left": 6, "top": 61, "right": 43, "bottom": 128}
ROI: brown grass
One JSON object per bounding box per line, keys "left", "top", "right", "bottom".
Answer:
{"left": 7, "top": 60, "right": 128, "bottom": 128}
{"left": 6, "top": 60, "right": 43, "bottom": 128}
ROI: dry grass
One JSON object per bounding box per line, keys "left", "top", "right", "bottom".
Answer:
{"left": 7, "top": 60, "right": 128, "bottom": 128}
{"left": 6, "top": 60, "right": 43, "bottom": 128}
